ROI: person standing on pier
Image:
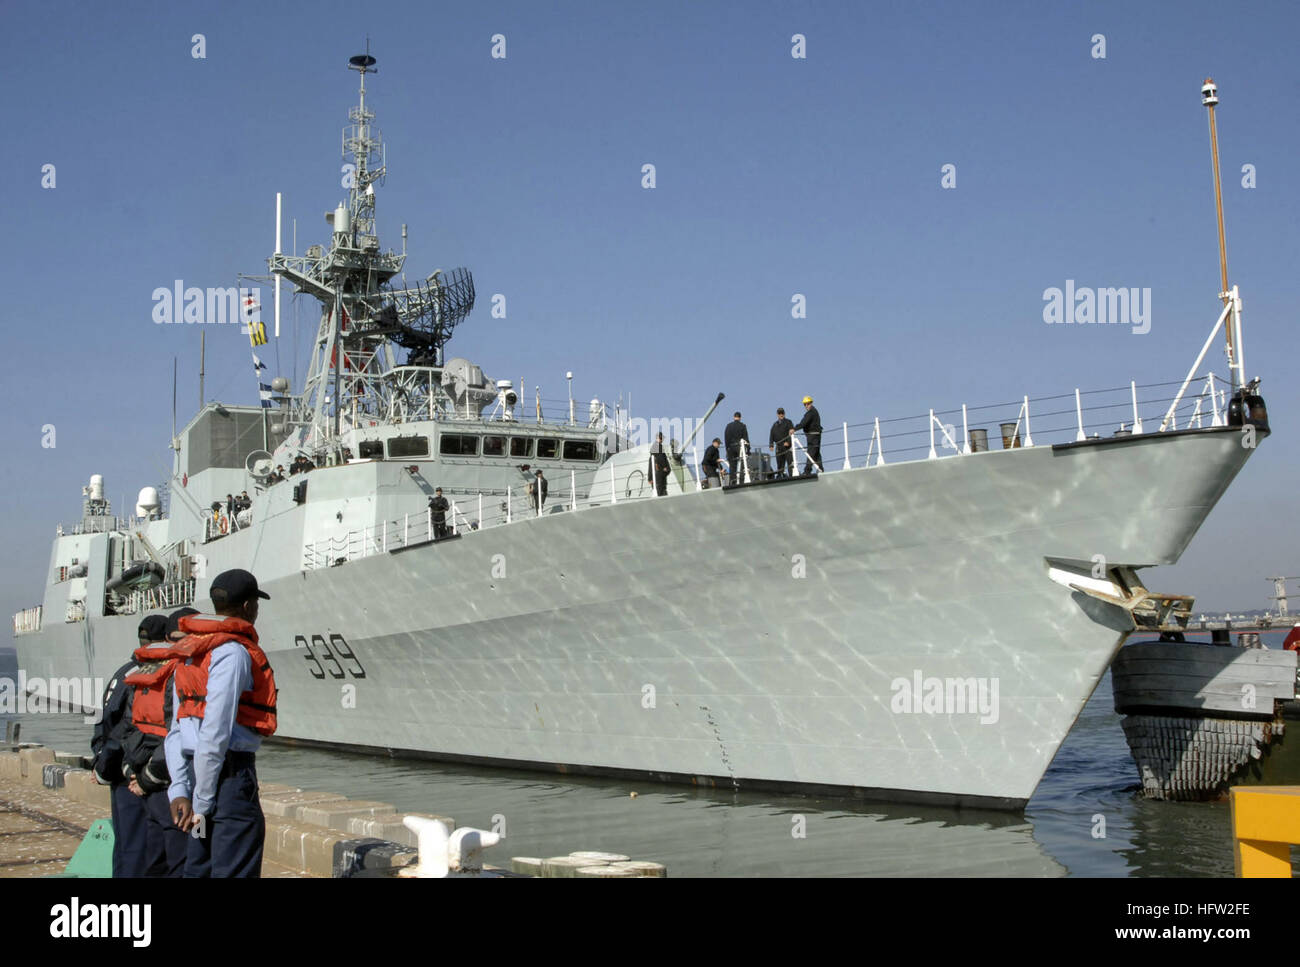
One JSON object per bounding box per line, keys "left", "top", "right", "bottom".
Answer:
{"left": 91, "top": 613, "right": 168, "bottom": 877}
{"left": 121, "top": 607, "right": 197, "bottom": 876}
{"left": 165, "top": 570, "right": 278, "bottom": 878}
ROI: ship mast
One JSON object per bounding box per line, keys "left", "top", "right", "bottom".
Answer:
{"left": 1157, "top": 79, "right": 1256, "bottom": 433}
{"left": 267, "top": 52, "right": 476, "bottom": 453}
{"left": 1201, "top": 78, "right": 1244, "bottom": 392}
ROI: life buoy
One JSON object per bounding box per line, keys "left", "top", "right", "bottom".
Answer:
{"left": 219, "top": 516, "right": 229, "bottom": 535}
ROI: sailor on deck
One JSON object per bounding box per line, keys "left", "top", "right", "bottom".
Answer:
{"left": 793, "top": 396, "right": 823, "bottom": 475}
{"left": 429, "top": 487, "right": 450, "bottom": 539}
{"left": 530, "top": 469, "right": 548, "bottom": 511}
{"left": 651, "top": 432, "right": 671, "bottom": 496}
{"left": 701, "top": 438, "right": 723, "bottom": 489}
{"left": 724, "top": 412, "right": 749, "bottom": 487}
{"left": 769, "top": 407, "right": 794, "bottom": 478}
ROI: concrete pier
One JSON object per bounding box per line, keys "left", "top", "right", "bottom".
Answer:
{"left": 0, "top": 744, "right": 665, "bottom": 878}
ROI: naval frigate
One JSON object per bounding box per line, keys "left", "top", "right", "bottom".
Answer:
{"left": 11, "top": 65, "right": 1270, "bottom": 809}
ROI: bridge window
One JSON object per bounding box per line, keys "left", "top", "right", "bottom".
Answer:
{"left": 388, "top": 436, "right": 429, "bottom": 458}
{"left": 358, "top": 440, "right": 384, "bottom": 459}
{"left": 439, "top": 433, "right": 479, "bottom": 457}
{"left": 537, "top": 438, "right": 559, "bottom": 459}
{"left": 510, "top": 437, "right": 533, "bottom": 458}
{"left": 483, "top": 435, "right": 506, "bottom": 457}
{"left": 563, "top": 440, "right": 599, "bottom": 461}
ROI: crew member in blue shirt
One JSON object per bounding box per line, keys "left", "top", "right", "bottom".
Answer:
{"left": 165, "top": 569, "right": 277, "bottom": 878}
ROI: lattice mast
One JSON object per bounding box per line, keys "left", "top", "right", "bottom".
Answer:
{"left": 268, "top": 52, "right": 475, "bottom": 450}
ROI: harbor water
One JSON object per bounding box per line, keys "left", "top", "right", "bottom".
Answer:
{"left": 3, "top": 634, "right": 1289, "bottom": 877}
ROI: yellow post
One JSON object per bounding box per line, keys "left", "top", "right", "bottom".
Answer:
{"left": 1229, "top": 786, "right": 1300, "bottom": 877}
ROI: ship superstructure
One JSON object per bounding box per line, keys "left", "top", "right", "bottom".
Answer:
{"left": 11, "top": 65, "right": 1270, "bottom": 809}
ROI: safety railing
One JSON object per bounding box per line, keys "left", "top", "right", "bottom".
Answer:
{"left": 203, "top": 508, "right": 252, "bottom": 543}
{"left": 302, "top": 372, "right": 1236, "bottom": 570}
{"left": 527, "top": 396, "right": 612, "bottom": 428}
{"left": 56, "top": 516, "right": 131, "bottom": 537}
{"left": 807, "top": 372, "right": 1232, "bottom": 472}
{"left": 12, "top": 605, "right": 42, "bottom": 635}
{"left": 433, "top": 392, "right": 614, "bottom": 429}
{"left": 302, "top": 483, "right": 591, "bottom": 569}
{"left": 126, "top": 579, "right": 197, "bottom": 615}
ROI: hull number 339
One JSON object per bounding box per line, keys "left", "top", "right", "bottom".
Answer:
{"left": 295, "top": 633, "right": 367, "bottom": 679}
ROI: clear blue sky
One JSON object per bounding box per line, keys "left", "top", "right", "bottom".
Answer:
{"left": 2, "top": 0, "right": 1297, "bottom": 621}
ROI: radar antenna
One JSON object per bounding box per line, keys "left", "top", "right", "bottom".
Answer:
{"left": 369, "top": 267, "right": 476, "bottom": 363}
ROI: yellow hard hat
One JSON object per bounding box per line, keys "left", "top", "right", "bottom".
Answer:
{"left": 802, "top": 396, "right": 813, "bottom": 404}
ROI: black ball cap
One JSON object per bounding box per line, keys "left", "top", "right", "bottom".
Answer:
{"left": 165, "top": 606, "right": 200, "bottom": 639}
{"left": 137, "top": 614, "right": 168, "bottom": 641}
{"left": 210, "top": 568, "right": 270, "bottom": 609}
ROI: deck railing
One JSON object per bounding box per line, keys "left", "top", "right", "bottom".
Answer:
{"left": 303, "top": 486, "right": 592, "bottom": 569}
{"left": 125, "top": 579, "right": 198, "bottom": 615}
{"left": 302, "top": 371, "right": 1236, "bottom": 571}
{"left": 203, "top": 508, "right": 252, "bottom": 543}
{"left": 56, "top": 516, "right": 131, "bottom": 537}
{"left": 12, "top": 605, "right": 42, "bottom": 635}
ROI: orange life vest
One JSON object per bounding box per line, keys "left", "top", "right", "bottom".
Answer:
{"left": 123, "top": 643, "right": 177, "bottom": 738}
{"left": 170, "top": 615, "right": 278, "bottom": 737}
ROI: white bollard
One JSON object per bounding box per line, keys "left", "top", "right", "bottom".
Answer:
{"left": 403, "top": 816, "right": 451, "bottom": 878}
{"left": 448, "top": 827, "right": 502, "bottom": 873}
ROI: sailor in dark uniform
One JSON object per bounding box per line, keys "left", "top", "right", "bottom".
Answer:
{"left": 701, "top": 438, "right": 723, "bottom": 489}
{"left": 794, "top": 396, "right": 823, "bottom": 474}
{"left": 723, "top": 412, "right": 750, "bottom": 486}
{"left": 123, "top": 607, "right": 197, "bottom": 877}
{"left": 429, "top": 487, "right": 450, "bottom": 539}
{"left": 530, "top": 470, "right": 549, "bottom": 511}
{"left": 91, "top": 614, "right": 168, "bottom": 877}
{"left": 769, "top": 407, "right": 794, "bottom": 478}
{"left": 651, "top": 432, "right": 671, "bottom": 496}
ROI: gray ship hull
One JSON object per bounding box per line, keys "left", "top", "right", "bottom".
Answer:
{"left": 14, "top": 426, "right": 1256, "bottom": 808}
